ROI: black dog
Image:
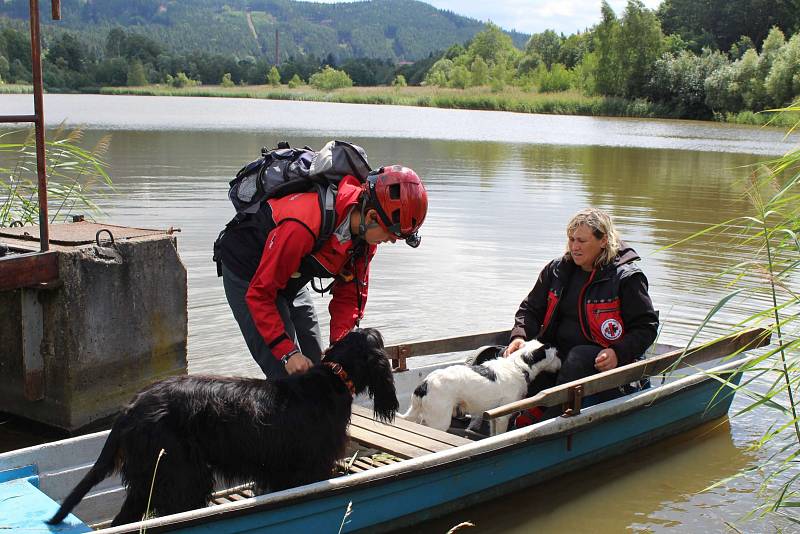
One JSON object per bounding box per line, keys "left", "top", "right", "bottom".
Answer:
{"left": 48, "top": 328, "right": 397, "bottom": 527}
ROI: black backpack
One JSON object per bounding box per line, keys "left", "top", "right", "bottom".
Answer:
{"left": 213, "top": 140, "right": 372, "bottom": 278}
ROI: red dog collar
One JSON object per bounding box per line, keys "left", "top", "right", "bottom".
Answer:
{"left": 323, "top": 362, "right": 355, "bottom": 397}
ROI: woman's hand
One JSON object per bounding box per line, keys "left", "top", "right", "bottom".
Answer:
{"left": 285, "top": 352, "right": 314, "bottom": 375}
{"left": 503, "top": 337, "right": 526, "bottom": 357}
{"left": 594, "top": 348, "right": 618, "bottom": 372}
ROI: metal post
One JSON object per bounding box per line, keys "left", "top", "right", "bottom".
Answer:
{"left": 29, "top": 0, "right": 49, "bottom": 252}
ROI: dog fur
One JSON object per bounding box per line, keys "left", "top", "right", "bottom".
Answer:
{"left": 48, "top": 328, "right": 397, "bottom": 527}
{"left": 398, "top": 341, "right": 560, "bottom": 433}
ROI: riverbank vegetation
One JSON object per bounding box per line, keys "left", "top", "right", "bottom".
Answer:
{"left": 0, "top": 128, "right": 112, "bottom": 227}
{"left": 100, "top": 84, "right": 691, "bottom": 119}
{"left": 671, "top": 110, "right": 800, "bottom": 525}
{"left": 0, "top": 1, "right": 799, "bottom": 124}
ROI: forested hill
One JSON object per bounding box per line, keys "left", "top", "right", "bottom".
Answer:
{"left": 0, "top": 0, "right": 529, "bottom": 62}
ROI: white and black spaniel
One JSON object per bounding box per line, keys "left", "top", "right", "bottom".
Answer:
{"left": 399, "top": 341, "right": 560, "bottom": 434}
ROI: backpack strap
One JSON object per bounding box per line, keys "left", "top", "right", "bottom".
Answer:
{"left": 311, "top": 183, "right": 338, "bottom": 253}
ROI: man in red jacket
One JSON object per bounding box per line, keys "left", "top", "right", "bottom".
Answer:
{"left": 217, "top": 166, "right": 428, "bottom": 377}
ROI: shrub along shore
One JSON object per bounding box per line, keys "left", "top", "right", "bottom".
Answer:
{"left": 101, "top": 85, "right": 800, "bottom": 128}
{"left": 2, "top": 83, "right": 795, "bottom": 127}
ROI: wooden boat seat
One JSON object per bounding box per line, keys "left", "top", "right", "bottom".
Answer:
{"left": 347, "top": 405, "right": 471, "bottom": 459}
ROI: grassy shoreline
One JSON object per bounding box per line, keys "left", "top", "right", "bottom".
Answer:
{"left": 3, "top": 83, "right": 796, "bottom": 127}
{"left": 100, "top": 84, "right": 800, "bottom": 127}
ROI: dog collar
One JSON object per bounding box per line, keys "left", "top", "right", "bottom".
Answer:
{"left": 323, "top": 362, "right": 355, "bottom": 397}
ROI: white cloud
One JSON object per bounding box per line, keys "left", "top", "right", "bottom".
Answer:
{"left": 295, "top": 0, "right": 663, "bottom": 34}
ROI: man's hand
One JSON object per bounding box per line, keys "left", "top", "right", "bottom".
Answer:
{"left": 594, "top": 348, "right": 618, "bottom": 372}
{"left": 503, "top": 337, "right": 526, "bottom": 357}
{"left": 285, "top": 352, "right": 314, "bottom": 375}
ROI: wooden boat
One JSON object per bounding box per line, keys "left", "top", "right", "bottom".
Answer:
{"left": 0, "top": 327, "right": 769, "bottom": 533}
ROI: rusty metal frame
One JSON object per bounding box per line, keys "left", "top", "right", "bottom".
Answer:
{"left": 0, "top": 250, "right": 59, "bottom": 291}
{"left": 0, "top": 0, "right": 61, "bottom": 253}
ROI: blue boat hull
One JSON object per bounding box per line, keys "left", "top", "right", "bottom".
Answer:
{"left": 157, "top": 372, "right": 739, "bottom": 533}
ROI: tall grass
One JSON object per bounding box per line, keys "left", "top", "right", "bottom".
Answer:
{"left": 673, "top": 103, "right": 800, "bottom": 525}
{"left": 715, "top": 110, "right": 800, "bottom": 128}
{"left": 100, "top": 84, "right": 682, "bottom": 120}
{"left": 0, "top": 126, "right": 112, "bottom": 227}
{"left": 0, "top": 84, "right": 33, "bottom": 94}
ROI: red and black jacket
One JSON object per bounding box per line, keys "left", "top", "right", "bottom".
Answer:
{"left": 219, "top": 175, "right": 375, "bottom": 360}
{"left": 509, "top": 245, "right": 658, "bottom": 365}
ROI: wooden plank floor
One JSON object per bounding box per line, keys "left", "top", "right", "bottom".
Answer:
{"left": 348, "top": 405, "right": 471, "bottom": 459}
{"left": 209, "top": 448, "right": 408, "bottom": 505}
{"left": 210, "top": 407, "right": 472, "bottom": 506}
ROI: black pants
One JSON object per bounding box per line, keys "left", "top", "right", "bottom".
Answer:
{"left": 221, "top": 264, "right": 322, "bottom": 378}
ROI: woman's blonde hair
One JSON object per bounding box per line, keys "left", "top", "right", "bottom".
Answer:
{"left": 565, "top": 208, "right": 620, "bottom": 268}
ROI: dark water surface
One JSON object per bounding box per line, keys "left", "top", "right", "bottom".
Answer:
{"left": 1, "top": 94, "right": 796, "bottom": 532}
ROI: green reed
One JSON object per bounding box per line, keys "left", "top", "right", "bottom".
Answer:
{"left": 667, "top": 103, "right": 800, "bottom": 525}
{"left": 0, "top": 84, "right": 33, "bottom": 94}
{"left": 0, "top": 126, "right": 112, "bottom": 227}
{"left": 99, "top": 84, "right": 685, "bottom": 120}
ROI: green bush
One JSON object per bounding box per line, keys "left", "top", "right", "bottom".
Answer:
{"left": 646, "top": 49, "right": 728, "bottom": 117}
{"left": 309, "top": 66, "right": 353, "bottom": 91}
{"left": 126, "top": 60, "right": 147, "bottom": 86}
{"left": 170, "top": 72, "right": 198, "bottom": 88}
{"left": 220, "top": 72, "right": 234, "bottom": 87}
{"left": 573, "top": 51, "right": 598, "bottom": 95}
{"left": 537, "top": 63, "right": 574, "bottom": 93}
{"left": 424, "top": 58, "right": 453, "bottom": 87}
{"left": 267, "top": 66, "right": 281, "bottom": 86}
{"left": 287, "top": 73, "right": 303, "bottom": 89}
{"left": 470, "top": 56, "right": 489, "bottom": 86}
{"left": 704, "top": 63, "right": 745, "bottom": 113}
{"left": 449, "top": 65, "right": 470, "bottom": 89}
{"left": 391, "top": 74, "right": 407, "bottom": 87}
{"left": 765, "top": 33, "right": 800, "bottom": 107}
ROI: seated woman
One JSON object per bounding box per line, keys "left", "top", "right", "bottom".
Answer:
{"left": 505, "top": 207, "right": 659, "bottom": 424}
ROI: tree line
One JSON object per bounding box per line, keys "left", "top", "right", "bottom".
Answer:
{"left": 0, "top": 0, "right": 515, "bottom": 63}
{"left": 424, "top": 0, "right": 800, "bottom": 119}
{"left": 0, "top": 23, "right": 425, "bottom": 90}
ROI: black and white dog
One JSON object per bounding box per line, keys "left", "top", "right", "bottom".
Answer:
{"left": 399, "top": 341, "right": 560, "bottom": 433}
{"left": 48, "top": 328, "right": 397, "bottom": 527}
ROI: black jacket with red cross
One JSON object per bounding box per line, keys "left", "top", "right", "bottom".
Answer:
{"left": 217, "top": 175, "right": 375, "bottom": 360}
{"left": 509, "top": 245, "right": 658, "bottom": 366}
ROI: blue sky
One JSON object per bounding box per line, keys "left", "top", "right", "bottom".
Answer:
{"left": 296, "top": 1, "right": 663, "bottom": 35}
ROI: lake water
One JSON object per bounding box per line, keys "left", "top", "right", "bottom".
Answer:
{"left": 1, "top": 94, "right": 796, "bottom": 532}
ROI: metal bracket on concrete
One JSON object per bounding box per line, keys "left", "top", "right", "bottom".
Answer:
{"left": 21, "top": 289, "right": 44, "bottom": 401}
{"left": 93, "top": 228, "right": 123, "bottom": 262}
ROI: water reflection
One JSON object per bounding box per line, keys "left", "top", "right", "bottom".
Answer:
{"left": 0, "top": 94, "right": 797, "bottom": 155}
{"left": 418, "top": 420, "right": 759, "bottom": 533}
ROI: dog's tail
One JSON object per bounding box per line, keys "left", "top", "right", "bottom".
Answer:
{"left": 397, "top": 380, "right": 427, "bottom": 423}
{"left": 47, "top": 424, "right": 122, "bottom": 525}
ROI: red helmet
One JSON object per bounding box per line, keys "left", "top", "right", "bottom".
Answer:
{"left": 367, "top": 165, "right": 428, "bottom": 247}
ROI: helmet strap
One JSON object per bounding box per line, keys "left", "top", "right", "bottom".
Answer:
{"left": 357, "top": 196, "right": 369, "bottom": 239}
